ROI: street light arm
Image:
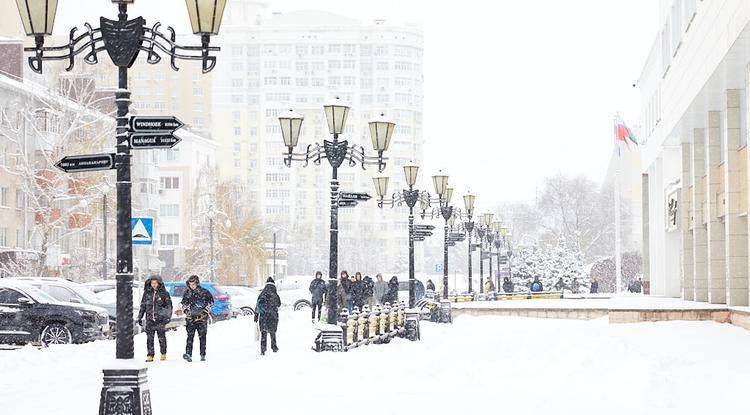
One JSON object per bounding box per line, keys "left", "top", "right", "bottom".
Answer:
{"left": 283, "top": 144, "right": 323, "bottom": 167}
{"left": 346, "top": 145, "right": 387, "bottom": 172}
{"left": 25, "top": 21, "right": 221, "bottom": 74}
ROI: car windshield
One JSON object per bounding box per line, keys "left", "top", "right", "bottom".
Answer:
{"left": 21, "top": 285, "right": 59, "bottom": 304}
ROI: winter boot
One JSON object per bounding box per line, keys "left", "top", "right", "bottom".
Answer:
{"left": 145, "top": 355, "right": 154, "bottom": 363}
{"left": 200, "top": 355, "right": 206, "bottom": 362}
{"left": 272, "top": 346, "right": 279, "bottom": 353}
{"left": 182, "top": 353, "right": 192, "bottom": 362}
{"left": 160, "top": 354, "right": 167, "bottom": 361}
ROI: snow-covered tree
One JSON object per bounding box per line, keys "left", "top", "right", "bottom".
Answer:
{"left": 510, "top": 238, "right": 591, "bottom": 293}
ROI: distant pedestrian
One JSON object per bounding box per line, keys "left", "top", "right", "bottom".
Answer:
{"left": 374, "top": 273, "right": 387, "bottom": 305}
{"left": 181, "top": 275, "right": 213, "bottom": 362}
{"left": 590, "top": 278, "right": 599, "bottom": 294}
{"left": 255, "top": 277, "right": 281, "bottom": 355}
{"left": 383, "top": 276, "right": 399, "bottom": 305}
{"left": 362, "top": 275, "right": 375, "bottom": 307}
{"left": 336, "top": 271, "right": 352, "bottom": 312}
{"left": 530, "top": 276, "right": 543, "bottom": 292}
{"left": 484, "top": 279, "right": 495, "bottom": 293}
{"left": 309, "top": 271, "right": 326, "bottom": 322}
{"left": 553, "top": 277, "right": 566, "bottom": 292}
{"left": 426, "top": 280, "right": 436, "bottom": 292}
{"left": 351, "top": 272, "right": 365, "bottom": 311}
{"left": 502, "top": 277, "right": 514, "bottom": 293}
{"left": 137, "top": 275, "right": 172, "bottom": 362}
{"left": 571, "top": 278, "right": 580, "bottom": 294}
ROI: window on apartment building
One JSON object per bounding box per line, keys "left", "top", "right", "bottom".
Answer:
{"left": 160, "top": 204, "right": 179, "bottom": 216}
{"left": 15, "top": 190, "right": 23, "bottom": 209}
{"left": 232, "top": 111, "right": 241, "bottom": 122}
{"left": 360, "top": 45, "right": 372, "bottom": 56}
{"left": 163, "top": 148, "right": 179, "bottom": 162}
{"left": 374, "top": 45, "right": 388, "bottom": 56}
{"left": 296, "top": 78, "right": 308, "bottom": 87}
{"left": 233, "top": 143, "right": 241, "bottom": 153}
{"left": 15, "top": 229, "right": 23, "bottom": 248}
{"left": 343, "top": 60, "right": 355, "bottom": 70}
{"left": 250, "top": 127, "right": 258, "bottom": 137}
{"left": 0, "top": 187, "right": 8, "bottom": 207}
{"left": 79, "top": 232, "right": 92, "bottom": 249}
{"left": 0, "top": 227, "right": 7, "bottom": 247}
{"left": 328, "top": 60, "right": 341, "bottom": 70}
{"left": 361, "top": 95, "right": 372, "bottom": 105}
{"left": 160, "top": 233, "right": 179, "bottom": 246}
{"left": 247, "top": 45, "right": 259, "bottom": 57}
{"left": 312, "top": 61, "right": 324, "bottom": 71}
{"left": 231, "top": 94, "right": 243, "bottom": 104}
{"left": 279, "top": 60, "right": 291, "bottom": 70}
{"left": 234, "top": 159, "right": 240, "bottom": 168}
{"left": 160, "top": 177, "right": 179, "bottom": 190}
{"left": 231, "top": 79, "right": 243, "bottom": 87}
{"left": 248, "top": 95, "right": 259, "bottom": 105}
{"left": 296, "top": 62, "right": 308, "bottom": 72}
{"left": 264, "top": 77, "right": 277, "bottom": 86}
{"left": 296, "top": 45, "right": 308, "bottom": 56}
{"left": 741, "top": 89, "right": 748, "bottom": 148}
{"left": 328, "top": 44, "right": 341, "bottom": 54}
{"left": 719, "top": 112, "right": 726, "bottom": 164}
{"left": 376, "top": 62, "right": 388, "bottom": 71}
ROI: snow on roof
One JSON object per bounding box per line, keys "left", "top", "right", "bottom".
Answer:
{"left": 265, "top": 10, "right": 359, "bottom": 27}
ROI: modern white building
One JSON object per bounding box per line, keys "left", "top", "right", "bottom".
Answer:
{"left": 156, "top": 130, "right": 218, "bottom": 276}
{"left": 212, "top": 1, "right": 425, "bottom": 277}
{"left": 638, "top": 0, "right": 750, "bottom": 305}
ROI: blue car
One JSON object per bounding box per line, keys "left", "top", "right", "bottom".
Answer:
{"left": 163, "top": 281, "right": 232, "bottom": 321}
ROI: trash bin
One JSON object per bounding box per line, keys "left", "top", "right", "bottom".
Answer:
{"left": 405, "top": 310, "right": 420, "bottom": 341}
{"left": 439, "top": 300, "right": 452, "bottom": 323}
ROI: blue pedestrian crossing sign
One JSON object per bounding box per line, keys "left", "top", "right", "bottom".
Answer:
{"left": 131, "top": 217, "right": 153, "bottom": 245}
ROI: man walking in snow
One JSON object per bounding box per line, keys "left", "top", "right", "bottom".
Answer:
{"left": 374, "top": 273, "right": 387, "bottom": 305}
{"left": 181, "top": 275, "right": 213, "bottom": 362}
{"left": 351, "top": 272, "right": 365, "bottom": 311}
{"left": 362, "top": 275, "right": 375, "bottom": 307}
{"left": 255, "top": 277, "right": 281, "bottom": 355}
{"left": 309, "top": 271, "right": 326, "bottom": 322}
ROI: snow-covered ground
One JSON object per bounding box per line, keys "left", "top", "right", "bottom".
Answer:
{"left": 452, "top": 293, "right": 732, "bottom": 310}
{"left": 2, "top": 311, "right": 750, "bottom": 415}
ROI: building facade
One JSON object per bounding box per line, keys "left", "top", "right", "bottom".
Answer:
{"left": 638, "top": 0, "right": 750, "bottom": 304}
{"left": 213, "top": 2, "right": 425, "bottom": 277}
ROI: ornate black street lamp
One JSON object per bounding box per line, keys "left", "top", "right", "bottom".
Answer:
{"left": 14, "top": 0, "right": 227, "bottom": 413}
{"left": 476, "top": 212, "right": 494, "bottom": 293}
{"left": 458, "top": 193, "right": 476, "bottom": 293}
{"left": 420, "top": 177, "right": 455, "bottom": 299}
{"left": 492, "top": 221, "right": 504, "bottom": 289}
{"left": 373, "top": 163, "right": 439, "bottom": 307}
{"left": 279, "top": 103, "right": 391, "bottom": 324}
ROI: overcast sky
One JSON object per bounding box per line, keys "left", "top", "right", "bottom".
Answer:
{"left": 56, "top": 0, "right": 658, "bottom": 208}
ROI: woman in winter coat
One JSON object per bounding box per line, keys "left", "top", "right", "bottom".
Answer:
{"left": 590, "top": 278, "right": 599, "bottom": 294}
{"left": 351, "top": 273, "right": 365, "bottom": 311}
{"left": 336, "top": 271, "right": 351, "bottom": 312}
{"left": 137, "top": 275, "right": 173, "bottom": 362}
{"left": 255, "top": 277, "right": 281, "bottom": 355}
{"left": 383, "top": 276, "right": 399, "bottom": 305}
{"left": 362, "top": 275, "right": 375, "bottom": 307}
{"left": 502, "top": 277, "right": 514, "bottom": 293}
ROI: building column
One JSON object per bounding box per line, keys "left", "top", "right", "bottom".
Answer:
{"left": 706, "top": 111, "right": 726, "bottom": 304}
{"left": 680, "top": 142, "right": 694, "bottom": 300}
{"left": 642, "top": 173, "right": 650, "bottom": 295}
{"left": 692, "top": 128, "right": 708, "bottom": 302}
{"left": 724, "top": 89, "right": 748, "bottom": 306}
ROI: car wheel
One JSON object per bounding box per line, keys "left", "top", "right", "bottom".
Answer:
{"left": 40, "top": 323, "right": 72, "bottom": 346}
{"left": 240, "top": 307, "right": 255, "bottom": 316}
{"left": 293, "top": 299, "right": 311, "bottom": 311}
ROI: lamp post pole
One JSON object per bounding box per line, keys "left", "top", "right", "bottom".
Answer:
{"left": 477, "top": 227, "right": 485, "bottom": 294}
{"left": 209, "top": 216, "right": 215, "bottom": 282}
{"left": 487, "top": 232, "right": 494, "bottom": 291}
{"left": 466, "top": 221, "right": 474, "bottom": 293}
{"left": 102, "top": 192, "right": 107, "bottom": 280}
{"left": 441, "top": 207, "right": 452, "bottom": 299}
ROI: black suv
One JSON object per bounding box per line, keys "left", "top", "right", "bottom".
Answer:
{"left": 0, "top": 280, "right": 109, "bottom": 346}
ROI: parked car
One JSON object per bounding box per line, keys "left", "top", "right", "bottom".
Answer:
{"left": 163, "top": 281, "right": 232, "bottom": 321}
{"left": 0, "top": 279, "right": 109, "bottom": 346}
{"left": 83, "top": 280, "right": 184, "bottom": 330}
{"left": 223, "top": 285, "right": 259, "bottom": 316}
{"left": 16, "top": 277, "right": 115, "bottom": 318}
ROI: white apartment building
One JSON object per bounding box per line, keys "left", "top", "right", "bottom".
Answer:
{"left": 638, "top": 0, "right": 750, "bottom": 305}
{"left": 213, "top": 2, "right": 425, "bottom": 277}
{"left": 156, "top": 130, "right": 218, "bottom": 277}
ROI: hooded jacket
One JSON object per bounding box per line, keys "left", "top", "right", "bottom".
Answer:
{"left": 309, "top": 277, "right": 326, "bottom": 304}
{"left": 255, "top": 280, "right": 281, "bottom": 332}
{"left": 362, "top": 276, "right": 374, "bottom": 298}
{"left": 181, "top": 280, "right": 214, "bottom": 322}
{"left": 138, "top": 276, "right": 173, "bottom": 325}
{"left": 383, "top": 276, "right": 399, "bottom": 305}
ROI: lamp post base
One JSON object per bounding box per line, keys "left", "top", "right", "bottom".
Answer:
{"left": 98, "top": 367, "right": 152, "bottom": 415}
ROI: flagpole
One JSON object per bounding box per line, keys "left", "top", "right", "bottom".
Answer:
{"left": 614, "top": 116, "right": 622, "bottom": 294}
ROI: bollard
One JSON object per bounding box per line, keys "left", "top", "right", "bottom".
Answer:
{"left": 359, "top": 305, "right": 369, "bottom": 345}
{"left": 369, "top": 304, "right": 381, "bottom": 343}
{"left": 439, "top": 299, "right": 452, "bottom": 323}
{"left": 388, "top": 303, "right": 398, "bottom": 336}
{"left": 348, "top": 308, "right": 359, "bottom": 347}
{"left": 339, "top": 308, "right": 350, "bottom": 350}
{"left": 380, "top": 303, "right": 390, "bottom": 340}
{"left": 405, "top": 309, "right": 420, "bottom": 341}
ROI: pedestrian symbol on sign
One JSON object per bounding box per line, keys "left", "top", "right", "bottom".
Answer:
{"left": 131, "top": 217, "right": 153, "bottom": 245}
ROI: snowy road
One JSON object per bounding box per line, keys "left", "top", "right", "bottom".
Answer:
{"left": 2, "top": 311, "right": 750, "bottom": 415}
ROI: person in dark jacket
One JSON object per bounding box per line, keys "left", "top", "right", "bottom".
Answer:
{"left": 530, "top": 276, "right": 543, "bottom": 292}
{"left": 255, "top": 277, "right": 281, "bottom": 355}
{"left": 553, "top": 277, "right": 566, "bottom": 292}
{"left": 138, "top": 275, "right": 172, "bottom": 362}
{"left": 351, "top": 272, "right": 365, "bottom": 311}
{"left": 336, "top": 271, "right": 352, "bottom": 312}
{"left": 502, "top": 277, "right": 514, "bottom": 293}
{"left": 362, "top": 275, "right": 375, "bottom": 307}
{"left": 180, "top": 275, "right": 213, "bottom": 362}
{"left": 426, "top": 280, "right": 436, "bottom": 292}
{"left": 383, "top": 276, "right": 399, "bottom": 305}
{"left": 309, "top": 271, "right": 326, "bottom": 322}
{"left": 590, "top": 278, "right": 599, "bottom": 294}
{"left": 571, "top": 278, "right": 580, "bottom": 294}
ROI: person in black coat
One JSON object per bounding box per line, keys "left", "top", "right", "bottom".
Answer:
{"left": 426, "top": 280, "right": 436, "bottom": 292}
{"left": 502, "top": 277, "right": 514, "bottom": 293}
{"left": 138, "top": 275, "right": 172, "bottom": 362}
{"left": 383, "top": 276, "right": 399, "bottom": 305}
{"left": 180, "top": 275, "right": 214, "bottom": 362}
{"left": 362, "top": 275, "right": 375, "bottom": 307}
{"left": 351, "top": 272, "right": 365, "bottom": 311}
{"left": 309, "top": 271, "right": 326, "bottom": 322}
{"left": 255, "top": 277, "right": 281, "bottom": 355}
{"left": 590, "top": 278, "right": 599, "bottom": 294}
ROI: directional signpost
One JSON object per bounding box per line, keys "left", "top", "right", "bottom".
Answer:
{"left": 129, "top": 115, "right": 184, "bottom": 150}
{"left": 339, "top": 191, "right": 371, "bottom": 201}
{"left": 338, "top": 200, "right": 358, "bottom": 208}
{"left": 449, "top": 232, "right": 465, "bottom": 239}
{"left": 55, "top": 153, "right": 115, "bottom": 173}
{"left": 415, "top": 224, "right": 435, "bottom": 231}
